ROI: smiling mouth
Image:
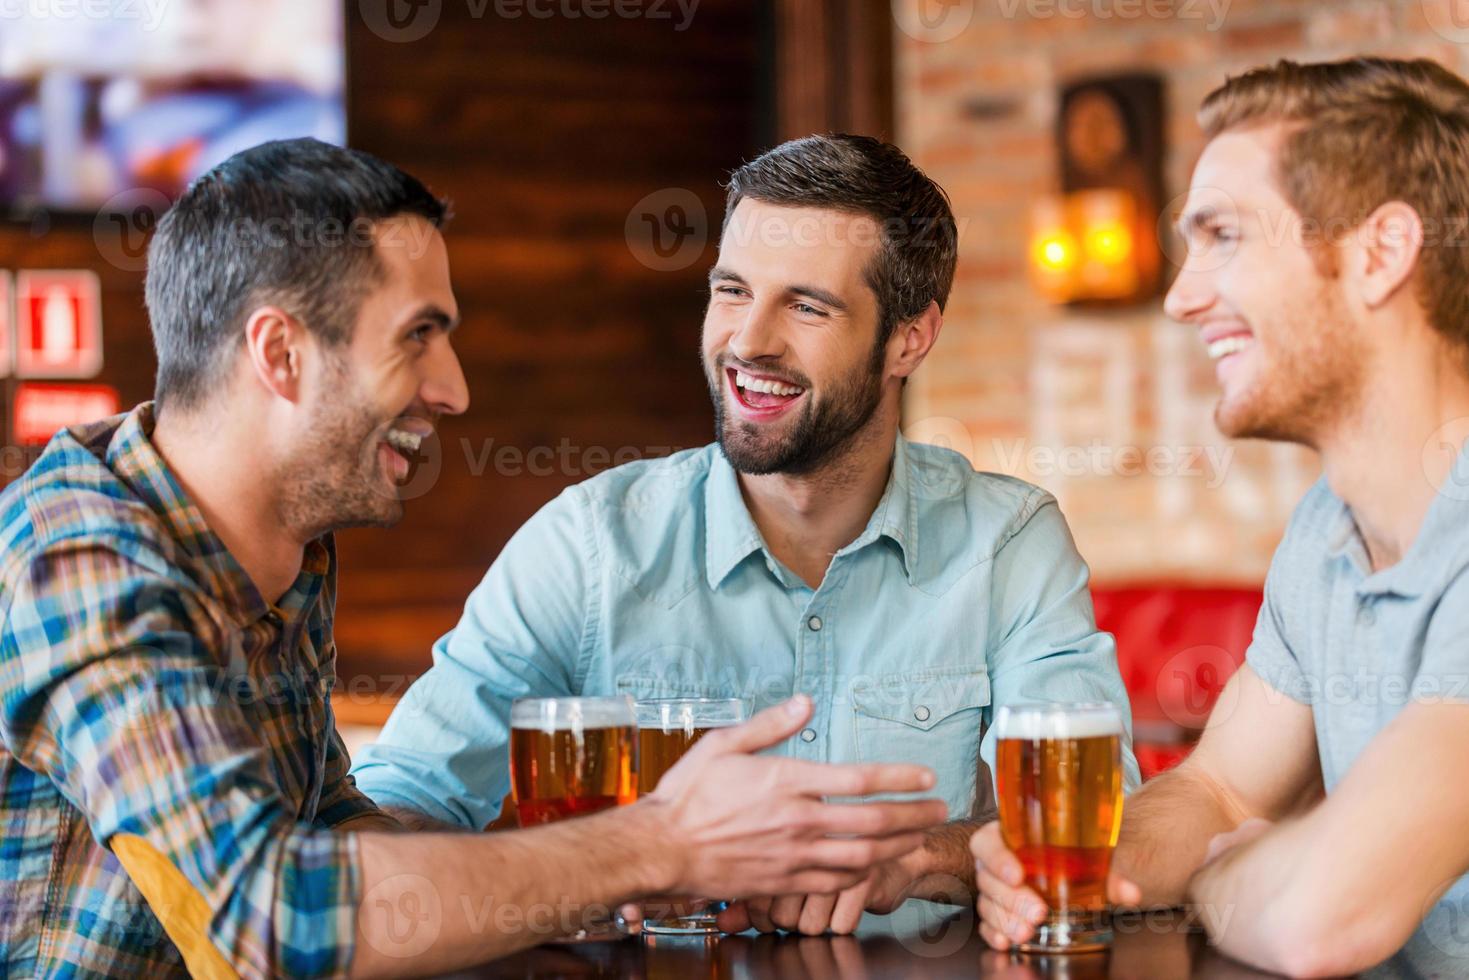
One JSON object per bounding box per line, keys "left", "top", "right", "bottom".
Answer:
{"left": 728, "top": 368, "right": 806, "bottom": 415}
{"left": 1204, "top": 333, "right": 1251, "bottom": 359}
{"left": 384, "top": 428, "right": 424, "bottom": 456}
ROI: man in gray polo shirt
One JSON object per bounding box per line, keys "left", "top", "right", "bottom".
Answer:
{"left": 973, "top": 56, "right": 1469, "bottom": 977}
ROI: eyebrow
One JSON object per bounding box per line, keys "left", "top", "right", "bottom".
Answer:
{"left": 707, "top": 267, "right": 849, "bottom": 313}
{"left": 1175, "top": 206, "right": 1227, "bottom": 239}
{"left": 406, "top": 304, "right": 460, "bottom": 334}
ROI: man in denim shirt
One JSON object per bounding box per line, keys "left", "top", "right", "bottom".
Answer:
{"left": 354, "top": 134, "right": 1140, "bottom": 934}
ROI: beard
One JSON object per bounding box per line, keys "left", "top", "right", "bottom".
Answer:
{"left": 1214, "top": 287, "right": 1364, "bottom": 446}
{"left": 708, "top": 344, "right": 886, "bottom": 477}
{"left": 274, "top": 361, "right": 409, "bottom": 539}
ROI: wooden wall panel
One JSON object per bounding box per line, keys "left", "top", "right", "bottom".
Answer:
{"left": 0, "top": 2, "right": 765, "bottom": 687}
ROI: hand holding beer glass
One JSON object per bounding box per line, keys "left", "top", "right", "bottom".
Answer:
{"left": 635, "top": 697, "right": 747, "bottom": 935}
{"left": 989, "top": 702, "right": 1126, "bottom": 953}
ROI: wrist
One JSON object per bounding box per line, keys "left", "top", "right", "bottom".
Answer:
{"left": 616, "top": 798, "right": 684, "bottom": 896}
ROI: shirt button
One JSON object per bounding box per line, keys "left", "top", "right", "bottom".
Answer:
{"left": 800, "top": 728, "right": 817, "bottom": 742}
{"left": 913, "top": 705, "right": 931, "bottom": 722}
{"left": 1360, "top": 606, "right": 1377, "bottom": 627}
{"left": 807, "top": 616, "right": 823, "bottom": 632}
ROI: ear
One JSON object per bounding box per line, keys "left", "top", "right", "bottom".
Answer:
{"left": 887, "top": 300, "right": 944, "bottom": 381}
{"left": 1352, "top": 201, "right": 1424, "bottom": 310}
{"left": 242, "top": 306, "right": 306, "bottom": 403}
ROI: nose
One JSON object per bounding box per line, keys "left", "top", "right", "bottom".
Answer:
{"left": 422, "top": 337, "right": 470, "bottom": 417}
{"left": 1163, "top": 266, "right": 1217, "bottom": 325}
{"left": 728, "top": 300, "right": 786, "bottom": 364}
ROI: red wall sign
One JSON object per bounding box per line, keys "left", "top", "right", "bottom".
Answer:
{"left": 13, "top": 383, "right": 121, "bottom": 446}
{"left": 15, "top": 271, "right": 103, "bottom": 379}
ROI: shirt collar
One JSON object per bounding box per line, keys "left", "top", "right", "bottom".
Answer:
{"left": 1327, "top": 438, "right": 1469, "bottom": 599}
{"left": 702, "top": 435, "right": 918, "bottom": 590}
{"left": 104, "top": 402, "right": 329, "bottom": 628}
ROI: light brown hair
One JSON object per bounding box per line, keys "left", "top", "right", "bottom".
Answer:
{"left": 1199, "top": 57, "right": 1469, "bottom": 352}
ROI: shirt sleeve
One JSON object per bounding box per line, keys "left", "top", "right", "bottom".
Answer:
{"left": 315, "top": 723, "right": 389, "bottom": 830}
{"left": 0, "top": 539, "right": 359, "bottom": 979}
{"left": 350, "top": 485, "right": 592, "bottom": 829}
{"left": 982, "top": 491, "right": 1143, "bottom": 793}
{"left": 1242, "top": 512, "right": 1313, "bottom": 706}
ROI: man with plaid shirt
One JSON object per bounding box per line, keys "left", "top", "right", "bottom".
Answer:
{"left": 0, "top": 139, "right": 946, "bottom": 977}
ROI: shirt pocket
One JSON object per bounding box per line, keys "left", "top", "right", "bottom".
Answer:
{"left": 851, "top": 669, "right": 990, "bottom": 820}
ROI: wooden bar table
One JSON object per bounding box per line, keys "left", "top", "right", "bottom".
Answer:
{"left": 443, "top": 905, "right": 1285, "bottom": 978}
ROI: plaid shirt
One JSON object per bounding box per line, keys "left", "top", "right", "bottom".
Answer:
{"left": 0, "top": 404, "right": 378, "bottom": 977}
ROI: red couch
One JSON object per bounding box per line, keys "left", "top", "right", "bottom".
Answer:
{"left": 1092, "top": 585, "right": 1263, "bottom": 779}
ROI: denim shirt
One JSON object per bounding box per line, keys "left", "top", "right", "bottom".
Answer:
{"left": 352, "top": 436, "right": 1140, "bottom": 828}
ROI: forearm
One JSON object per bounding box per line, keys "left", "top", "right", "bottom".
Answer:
{"left": 906, "top": 820, "right": 983, "bottom": 904}
{"left": 1185, "top": 817, "right": 1325, "bottom": 975}
{"left": 1113, "top": 762, "right": 1244, "bottom": 907}
{"left": 350, "top": 799, "right": 677, "bottom": 978}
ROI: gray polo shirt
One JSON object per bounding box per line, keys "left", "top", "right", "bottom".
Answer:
{"left": 1247, "top": 456, "right": 1469, "bottom": 978}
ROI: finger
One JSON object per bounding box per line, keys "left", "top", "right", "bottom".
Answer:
{"left": 798, "top": 892, "right": 839, "bottom": 936}
{"left": 703, "top": 696, "right": 813, "bottom": 756}
{"left": 770, "top": 894, "right": 805, "bottom": 931}
{"left": 829, "top": 882, "right": 868, "bottom": 935}
{"left": 804, "top": 799, "right": 950, "bottom": 837}
{"left": 975, "top": 866, "right": 1047, "bottom": 927}
{"left": 970, "top": 821, "right": 1025, "bottom": 887}
{"left": 1108, "top": 871, "right": 1142, "bottom": 908}
{"left": 716, "top": 900, "right": 753, "bottom": 934}
{"left": 800, "top": 833, "right": 926, "bottom": 871}
{"left": 617, "top": 903, "right": 643, "bottom": 936}
{"left": 748, "top": 896, "right": 777, "bottom": 933}
{"left": 978, "top": 893, "right": 1036, "bottom": 946}
{"left": 979, "top": 918, "right": 1012, "bottom": 952}
{"left": 778, "top": 758, "right": 939, "bottom": 798}
{"left": 988, "top": 888, "right": 1043, "bottom": 945}
{"left": 779, "top": 870, "right": 868, "bottom": 896}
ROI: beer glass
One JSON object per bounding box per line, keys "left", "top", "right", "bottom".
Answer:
{"left": 510, "top": 696, "right": 638, "bottom": 941}
{"left": 635, "top": 697, "right": 747, "bottom": 935}
{"left": 994, "top": 701, "right": 1125, "bottom": 953}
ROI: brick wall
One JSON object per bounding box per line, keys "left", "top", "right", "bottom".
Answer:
{"left": 893, "top": 0, "right": 1468, "bottom": 584}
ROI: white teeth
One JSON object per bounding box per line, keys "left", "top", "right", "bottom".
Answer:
{"left": 385, "top": 429, "right": 424, "bottom": 455}
{"left": 735, "top": 370, "right": 804, "bottom": 397}
{"left": 1207, "top": 335, "right": 1253, "bottom": 361}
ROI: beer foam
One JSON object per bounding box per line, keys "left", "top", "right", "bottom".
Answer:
{"left": 994, "top": 703, "right": 1122, "bottom": 740}
{"left": 511, "top": 696, "right": 635, "bottom": 731}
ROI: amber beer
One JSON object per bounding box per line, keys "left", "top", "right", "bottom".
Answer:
{"left": 634, "top": 698, "right": 747, "bottom": 935}
{"left": 995, "top": 702, "right": 1125, "bottom": 953}
{"left": 510, "top": 697, "right": 638, "bottom": 828}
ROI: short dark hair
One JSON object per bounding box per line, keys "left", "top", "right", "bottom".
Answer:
{"left": 145, "top": 138, "right": 450, "bottom": 411}
{"left": 722, "top": 134, "right": 958, "bottom": 347}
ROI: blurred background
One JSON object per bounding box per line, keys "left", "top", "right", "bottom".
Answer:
{"left": 0, "top": 0, "right": 1464, "bottom": 769}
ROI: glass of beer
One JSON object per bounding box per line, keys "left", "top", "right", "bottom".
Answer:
{"left": 510, "top": 696, "right": 638, "bottom": 941}
{"left": 994, "top": 701, "right": 1125, "bottom": 954}
{"left": 635, "top": 697, "right": 747, "bottom": 935}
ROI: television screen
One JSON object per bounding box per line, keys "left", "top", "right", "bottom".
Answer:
{"left": 0, "top": 0, "right": 345, "bottom": 214}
